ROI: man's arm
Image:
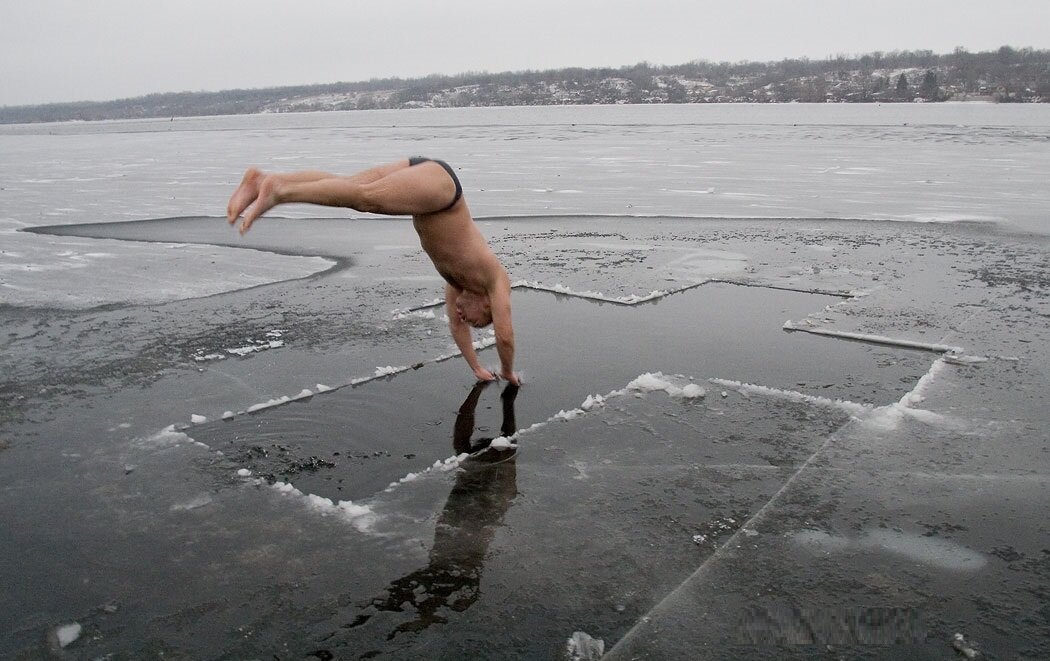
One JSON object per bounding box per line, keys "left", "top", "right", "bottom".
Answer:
{"left": 446, "top": 285, "right": 496, "bottom": 382}
{"left": 488, "top": 275, "right": 519, "bottom": 385}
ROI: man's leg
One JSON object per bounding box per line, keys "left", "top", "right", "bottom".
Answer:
{"left": 230, "top": 159, "right": 459, "bottom": 234}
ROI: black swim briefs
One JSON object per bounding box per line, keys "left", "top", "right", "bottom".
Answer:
{"left": 409, "top": 156, "right": 463, "bottom": 211}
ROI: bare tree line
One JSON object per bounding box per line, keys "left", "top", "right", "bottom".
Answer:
{"left": 3, "top": 46, "right": 1047, "bottom": 124}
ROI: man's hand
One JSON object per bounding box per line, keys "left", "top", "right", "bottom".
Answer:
{"left": 500, "top": 370, "right": 521, "bottom": 386}
{"left": 473, "top": 366, "right": 497, "bottom": 382}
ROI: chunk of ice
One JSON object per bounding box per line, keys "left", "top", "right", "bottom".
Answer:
{"left": 679, "top": 383, "right": 706, "bottom": 399}
{"left": 554, "top": 408, "right": 584, "bottom": 421}
{"left": 952, "top": 633, "right": 979, "bottom": 659}
{"left": 580, "top": 394, "right": 606, "bottom": 411}
{"left": 566, "top": 631, "right": 605, "bottom": 660}
{"left": 53, "top": 623, "right": 82, "bottom": 648}
{"left": 490, "top": 436, "right": 514, "bottom": 449}
{"left": 627, "top": 372, "right": 705, "bottom": 399}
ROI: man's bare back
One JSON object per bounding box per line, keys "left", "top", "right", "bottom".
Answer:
{"left": 226, "top": 158, "right": 519, "bottom": 385}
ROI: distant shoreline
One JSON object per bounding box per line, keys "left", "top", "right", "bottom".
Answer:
{"left": 3, "top": 46, "right": 1047, "bottom": 124}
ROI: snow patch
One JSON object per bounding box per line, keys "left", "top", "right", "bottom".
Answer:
{"left": 566, "top": 631, "right": 605, "bottom": 660}
{"left": 142, "top": 425, "right": 193, "bottom": 447}
{"left": 709, "top": 379, "right": 871, "bottom": 417}
{"left": 247, "top": 396, "right": 292, "bottom": 413}
{"left": 783, "top": 321, "right": 964, "bottom": 353}
{"left": 627, "top": 372, "right": 706, "bottom": 399}
{"left": 581, "top": 393, "right": 607, "bottom": 411}
{"left": 490, "top": 436, "right": 515, "bottom": 449}
{"left": 264, "top": 480, "right": 375, "bottom": 532}
{"left": 53, "top": 623, "right": 82, "bottom": 648}
{"left": 513, "top": 279, "right": 668, "bottom": 305}
{"left": 554, "top": 408, "right": 584, "bottom": 421}
{"left": 392, "top": 309, "right": 437, "bottom": 321}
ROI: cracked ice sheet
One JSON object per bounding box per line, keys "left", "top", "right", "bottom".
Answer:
{"left": 1, "top": 223, "right": 334, "bottom": 309}
{"left": 604, "top": 467, "right": 1050, "bottom": 660}
{"left": 3, "top": 371, "right": 852, "bottom": 658}
{"left": 186, "top": 283, "right": 930, "bottom": 507}
{"left": 2, "top": 108, "right": 1048, "bottom": 658}
{"left": 817, "top": 355, "right": 1050, "bottom": 477}
{"left": 603, "top": 358, "right": 1050, "bottom": 659}
{"left": 209, "top": 379, "right": 854, "bottom": 659}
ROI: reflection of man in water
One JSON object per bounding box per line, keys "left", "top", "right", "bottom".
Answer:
{"left": 349, "top": 381, "right": 519, "bottom": 639}
{"left": 226, "top": 158, "right": 519, "bottom": 384}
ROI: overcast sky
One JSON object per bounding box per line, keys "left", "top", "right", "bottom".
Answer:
{"left": 2, "top": 0, "right": 1048, "bottom": 106}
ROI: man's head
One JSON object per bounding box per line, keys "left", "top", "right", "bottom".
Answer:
{"left": 455, "top": 290, "right": 492, "bottom": 328}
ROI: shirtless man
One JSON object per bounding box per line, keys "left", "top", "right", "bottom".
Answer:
{"left": 226, "top": 157, "right": 519, "bottom": 385}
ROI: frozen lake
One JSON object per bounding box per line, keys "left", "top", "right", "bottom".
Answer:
{"left": 2, "top": 105, "right": 1049, "bottom": 658}
{"left": 2, "top": 103, "right": 1049, "bottom": 308}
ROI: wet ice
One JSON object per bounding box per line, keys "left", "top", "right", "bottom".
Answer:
{"left": 2, "top": 105, "right": 1049, "bottom": 659}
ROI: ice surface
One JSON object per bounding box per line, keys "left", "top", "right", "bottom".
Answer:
{"left": 4, "top": 105, "right": 1050, "bottom": 659}
{"left": 709, "top": 378, "right": 871, "bottom": 417}
{"left": 210, "top": 370, "right": 727, "bottom": 537}
{"left": 171, "top": 494, "right": 213, "bottom": 511}
{"left": 712, "top": 357, "right": 962, "bottom": 435}
{"left": 1, "top": 225, "right": 334, "bottom": 309}
{"left": 792, "top": 528, "right": 986, "bottom": 571}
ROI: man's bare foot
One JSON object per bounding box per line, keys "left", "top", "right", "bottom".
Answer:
{"left": 239, "top": 175, "right": 280, "bottom": 235}
{"left": 227, "top": 167, "right": 265, "bottom": 223}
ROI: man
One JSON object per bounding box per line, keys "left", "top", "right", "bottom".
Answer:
{"left": 226, "top": 157, "right": 519, "bottom": 385}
